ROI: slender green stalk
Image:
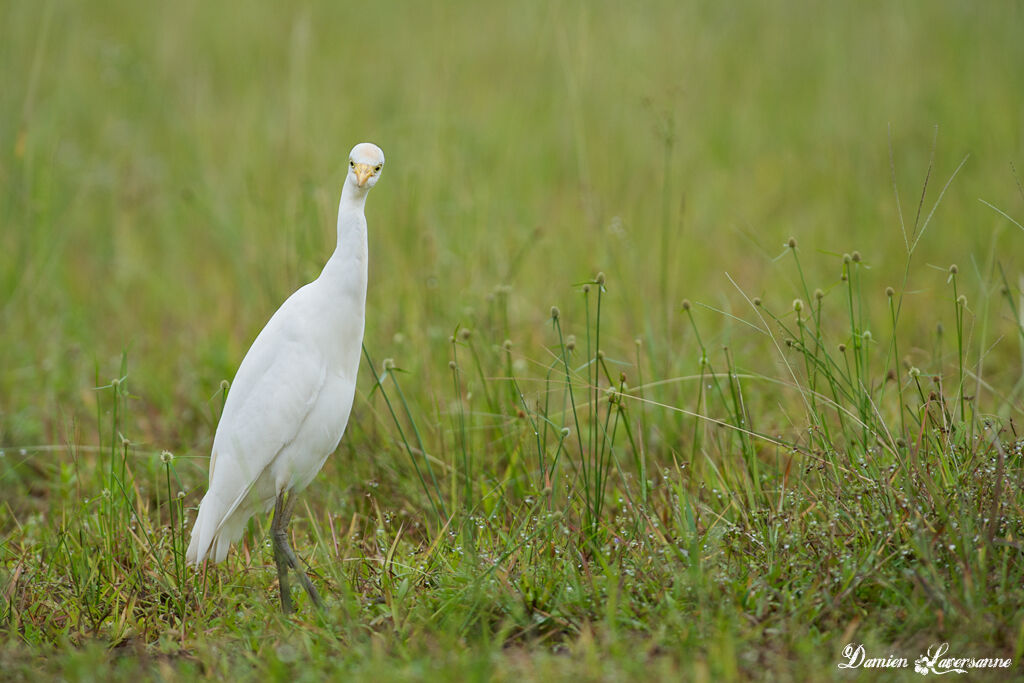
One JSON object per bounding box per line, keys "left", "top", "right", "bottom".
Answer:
{"left": 362, "top": 345, "right": 447, "bottom": 522}
{"left": 950, "top": 267, "right": 966, "bottom": 422}
{"left": 449, "top": 335, "right": 473, "bottom": 514}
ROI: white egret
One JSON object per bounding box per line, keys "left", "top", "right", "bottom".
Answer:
{"left": 185, "top": 142, "right": 386, "bottom": 613}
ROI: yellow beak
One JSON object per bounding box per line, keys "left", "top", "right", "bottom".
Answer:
{"left": 353, "top": 163, "right": 374, "bottom": 187}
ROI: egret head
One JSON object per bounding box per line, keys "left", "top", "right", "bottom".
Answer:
{"left": 347, "top": 142, "right": 385, "bottom": 189}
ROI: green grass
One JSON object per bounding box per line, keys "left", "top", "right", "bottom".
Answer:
{"left": 3, "top": 0, "right": 1024, "bottom": 679}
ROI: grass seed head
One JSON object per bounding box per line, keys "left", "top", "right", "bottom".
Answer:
{"left": 957, "top": 294, "right": 967, "bottom": 306}
{"left": 949, "top": 264, "right": 959, "bottom": 274}
{"left": 753, "top": 296, "right": 762, "bottom": 307}
{"left": 681, "top": 299, "right": 692, "bottom": 311}
{"left": 814, "top": 288, "right": 824, "bottom": 301}
{"left": 595, "top": 271, "right": 606, "bottom": 285}
{"left": 550, "top": 305, "right": 560, "bottom": 320}
{"left": 787, "top": 236, "right": 797, "bottom": 248}
{"left": 852, "top": 251, "right": 862, "bottom": 263}
{"left": 792, "top": 298, "right": 804, "bottom": 312}
{"left": 886, "top": 286, "right": 895, "bottom": 298}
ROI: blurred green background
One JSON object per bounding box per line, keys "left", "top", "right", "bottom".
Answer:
{"left": 4, "top": 1, "right": 1024, "bottom": 677}
{"left": 2, "top": 0, "right": 1023, "bottom": 476}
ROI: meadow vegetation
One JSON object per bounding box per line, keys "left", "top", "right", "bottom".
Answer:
{"left": 3, "top": 0, "right": 1024, "bottom": 679}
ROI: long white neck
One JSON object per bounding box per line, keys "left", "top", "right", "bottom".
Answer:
{"left": 321, "top": 177, "right": 369, "bottom": 298}
{"left": 338, "top": 176, "right": 371, "bottom": 234}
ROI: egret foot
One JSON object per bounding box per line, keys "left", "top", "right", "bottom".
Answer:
{"left": 272, "top": 492, "right": 323, "bottom": 614}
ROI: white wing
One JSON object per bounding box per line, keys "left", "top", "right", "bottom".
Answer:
{"left": 186, "top": 295, "right": 329, "bottom": 563}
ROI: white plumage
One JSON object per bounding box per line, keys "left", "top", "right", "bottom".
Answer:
{"left": 186, "top": 142, "right": 385, "bottom": 611}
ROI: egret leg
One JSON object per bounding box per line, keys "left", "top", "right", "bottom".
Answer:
{"left": 272, "top": 493, "right": 295, "bottom": 613}
{"left": 271, "top": 491, "right": 323, "bottom": 613}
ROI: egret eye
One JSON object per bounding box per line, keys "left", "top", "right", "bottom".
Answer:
{"left": 375, "top": 165, "right": 382, "bottom": 172}
{"left": 349, "top": 160, "right": 355, "bottom": 167}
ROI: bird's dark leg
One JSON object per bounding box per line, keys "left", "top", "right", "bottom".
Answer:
{"left": 271, "top": 491, "right": 324, "bottom": 612}
{"left": 272, "top": 492, "right": 295, "bottom": 614}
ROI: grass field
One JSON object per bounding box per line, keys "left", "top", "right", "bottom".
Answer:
{"left": 3, "top": 0, "right": 1024, "bottom": 679}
